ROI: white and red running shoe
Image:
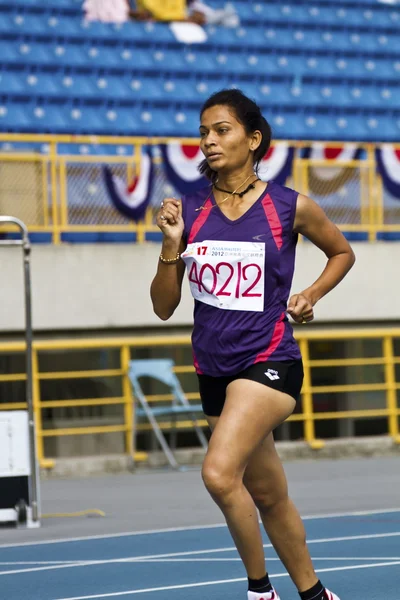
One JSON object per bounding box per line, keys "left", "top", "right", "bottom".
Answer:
{"left": 247, "top": 588, "right": 281, "bottom": 600}
{"left": 324, "top": 590, "right": 341, "bottom": 600}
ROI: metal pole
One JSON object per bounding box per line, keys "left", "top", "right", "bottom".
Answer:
{"left": 0, "top": 216, "right": 40, "bottom": 524}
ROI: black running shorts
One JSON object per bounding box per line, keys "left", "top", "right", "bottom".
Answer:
{"left": 197, "top": 360, "right": 304, "bottom": 417}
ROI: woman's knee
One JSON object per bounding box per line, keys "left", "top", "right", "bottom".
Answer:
{"left": 201, "top": 458, "right": 238, "bottom": 503}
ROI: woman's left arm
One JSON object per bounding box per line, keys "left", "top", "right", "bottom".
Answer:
{"left": 287, "top": 194, "right": 356, "bottom": 323}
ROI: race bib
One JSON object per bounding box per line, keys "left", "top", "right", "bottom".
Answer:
{"left": 181, "top": 240, "right": 265, "bottom": 312}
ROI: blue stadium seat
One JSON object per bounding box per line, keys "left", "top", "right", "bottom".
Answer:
{"left": 125, "top": 77, "right": 162, "bottom": 102}
{"left": 8, "top": 12, "right": 47, "bottom": 35}
{"left": 54, "top": 74, "right": 99, "bottom": 100}
{"left": 271, "top": 54, "right": 306, "bottom": 77}
{"left": 48, "top": 43, "right": 87, "bottom": 68}
{"left": 43, "top": 14, "right": 83, "bottom": 36}
{"left": 0, "top": 12, "right": 13, "bottom": 35}
{"left": 0, "top": 41, "right": 20, "bottom": 66}
{"left": 62, "top": 105, "right": 105, "bottom": 134}
{"left": 299, "top": 55, "right": 337, "bottom": 77}
{"left": 14, "top": 42, "right": 50, "bottom": 67}
{"left": 0, "top": 102, "right": 31, "bottom": 131}
{"left": 132, "top": 106, "right": 173, "bottom": 136}
{"left": 269, "top": 113, "right": 308, "bottom": 139}
{"left": 0, "top": 71, "right": 26, "bottom": 95}
{"left": 379, "top": 86, "right": 400, "bottom": 109}
{"left": 212, "top": 52, "right": 270, "bottom": 76}
{"left": 205, "top": 25, "right": 238, "bottom": 45}
{"left": 122, "top": 46, "right": 154, "bottom": 71}
{"left": 305, "top": 6, "right": 337, "bottom": 26}
{"left": 91, "top": 75, "right": 131, "bottom": 101}
{"left": 169, "top": 107, "right": 199, "bottom": 137}
{"left": 261, "top": 82, "right": 313, "bottom": 108}
{"left": 0, "top": 0, "right": 38, "bottom": 5}
{"left": 130, "top": 48, "right": 187, "bottom": 73}
{"left": 92, "top": 107, "right": 140, "bottom": 135}
{"left": 160, "top": 79, "right": 199, "bottom": 102}
{"left": 82, "top": 45, "right": 123, "bottom": 69}
{"left": 25, "top": 104, "right": 69, "bottom": 133}
{"left": 312, "top": 116, "right": 341, "bottom": 140}
{"left": 78, "top": 20, "right": 121, "bottom": 41}
{"left": 181, "top": 50, "right": 217, "bottom": 74}
{"left": 23, "top": 73, "right": 61, "bottom": 98}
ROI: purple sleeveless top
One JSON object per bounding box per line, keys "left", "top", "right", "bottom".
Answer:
{"left": 181, "top": 181, "right": 301, "bottom": 377}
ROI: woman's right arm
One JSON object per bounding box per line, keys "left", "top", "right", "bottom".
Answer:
{"left": 150, "top": 198, "right": 186, "bottom": 321}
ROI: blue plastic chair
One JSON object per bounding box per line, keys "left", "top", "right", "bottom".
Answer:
{"left": 51, "top": 73, "right": 97, "bottom": 100}
{"left": 0, "top": 102, "right": 32, "bottom": 131}
{"left": 78, "top": 21, "right": 116, "bottom": 42}
{"left": 0, "top": 41, "right": 20, "bottom": 66}
{"left": 94, "top": 106, "right": 139, "bottom": 135}
{"left": 0, "top": 72, "right": 25, "bottom": 95}
{"left": 129, "top": 359, "right": 207, "bottom": 469}
{"left": 48, "top": 43, "right": 87, "bottom": 68}
{"left": 24, "top": 104, "right": 69, "bottom": 134}
{"left": 90, "top": 75, "right": 131, "bottom": 101}
{"left": 82, "top": 45, "right": 122, "bottom": 69}
{"left": 63, "top": 105, "right": 105, "bottom": 135}
{"left": 126, "top": 77, "right": 162, "bottom": 102}
{"left": 43, "top": 14, "right": 83, "bottom": 37}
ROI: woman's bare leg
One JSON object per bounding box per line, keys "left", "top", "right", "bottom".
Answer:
{"left": 202, "top": 379, "right": 295, "bottom": 579}
{"left": 244, "top": 433, "right": 318, "bottom": 592}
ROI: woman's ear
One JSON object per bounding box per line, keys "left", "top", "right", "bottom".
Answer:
{"left": 249, "top": 130, "right": 262, "bottom": 152}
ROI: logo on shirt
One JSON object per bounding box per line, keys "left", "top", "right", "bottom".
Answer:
{"left": 265, "top": 369, "right": 280, "bottom": 381}
{"left": 252, "top": 234, "right": 266, "bottom": 241}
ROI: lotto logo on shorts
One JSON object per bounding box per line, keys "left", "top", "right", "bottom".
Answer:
{"left": 265, "top": 369, "right": 280, "bottom": 381}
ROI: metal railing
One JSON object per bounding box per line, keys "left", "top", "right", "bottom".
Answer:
{"left": 0, "top": 329, "right": 399, "bottom": 468}
{"left": 0, "top": 134, "right": 398, "bottom": 243}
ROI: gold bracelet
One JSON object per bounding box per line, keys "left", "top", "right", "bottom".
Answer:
{"left": 159, "top": 252, "right": 181, "bottom": 264}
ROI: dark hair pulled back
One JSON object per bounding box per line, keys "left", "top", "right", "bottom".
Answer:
{"left": 198, "top": 89, "right": 272, "bottom": 182}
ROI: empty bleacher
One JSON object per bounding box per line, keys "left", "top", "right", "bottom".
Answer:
{"left": 0, "top": 0, "right": 399, "bottom": 140}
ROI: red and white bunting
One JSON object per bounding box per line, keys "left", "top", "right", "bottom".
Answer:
{"left": 166, "top": 142, "right": 204, "bottom": 181}
{"left": 103, "top": 148, "right": 154, "bottom": 222}
{"left": 257, "top": 143, "right": 294, "bottom": 183}
{"left": 376, "top": 145, "right": 400, "bottom": 199}
{"left": 160, "top": 142, "right": 207, "bottom": 194}
{"left": 161, "top": 141, "right": 294, "bottom": 192}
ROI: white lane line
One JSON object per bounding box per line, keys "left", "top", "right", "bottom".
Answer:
{"left": 0, "top": 561, "right": 84, "bottom": 566}
{"left": 1, "top": 531, "right": 400, "bottom": 577}
{"left": 52, "top": 560, "right": 400, "bottom": 600}
{"left": 138, "top": 556, "right": 400, "bottom": 563}
{"left": 2, "top": 556, "right": 400, "bottom": 568}
{"left": 1, "top": 507, "right": 399, "bottom": 549}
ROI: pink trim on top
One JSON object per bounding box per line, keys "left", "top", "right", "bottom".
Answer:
{"left": 254, "top": 312, "right": 286, "bottom": 363}
{"left": 193, "top": 351, "right": 203, "bottom": 375}
{"left": 261, "top": 193, "right": 283, "bottom": 250}
{"left": 188, "top": 198, "right": 213, "bottom": 244}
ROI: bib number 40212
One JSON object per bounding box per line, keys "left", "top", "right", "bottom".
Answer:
{"left": 188, "top": 261, "right": 262, "bottom": 298}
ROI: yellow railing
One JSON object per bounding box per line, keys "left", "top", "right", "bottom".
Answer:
{"left": 0, "top": 329, "right": 399, "bottom": 468}
{"left": 0, "top": 134, "right": 399, "bottom": 243}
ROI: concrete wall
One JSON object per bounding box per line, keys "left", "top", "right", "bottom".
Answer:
{"left": 0, "top": 242, "right": 394, "bottom": 332}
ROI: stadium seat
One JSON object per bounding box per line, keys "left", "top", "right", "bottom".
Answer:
{"left": 0, "top": 71, "right": 26, "bottom": 95}
{"left": 25, "top": 104, "right": 69, "bottom": 133}
{"left": 42, "top": 43, "right": 85, "bottom": 68}
{"left": 7, "top": 12, "right": 47, "bottom": 35}
{"left": 0, "top": 102, "right": 31, "bottom": 131}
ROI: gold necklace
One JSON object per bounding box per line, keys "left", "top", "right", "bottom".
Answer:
{"left": 195, "top": 173, "right": 256, "bottom": 212}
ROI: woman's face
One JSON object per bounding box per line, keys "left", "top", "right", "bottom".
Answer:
{"left": 199, "top": 104, "right": 260, "bottom": 174}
